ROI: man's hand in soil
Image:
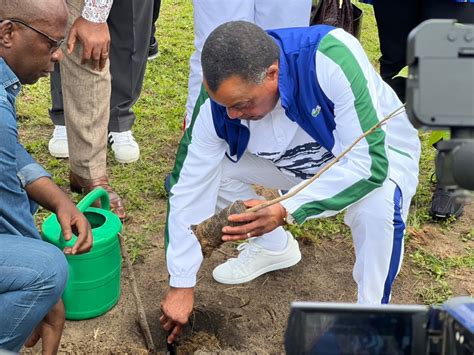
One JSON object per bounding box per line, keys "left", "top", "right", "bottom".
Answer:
{"left": 24, "top": 300, "right": 66, "bottom": 355}
{"left": 222, "top": 199, "right": 286, "bottom": 241}
{"left": 67, "top": 16, "right": 110, "bottom": 70}
{"left": 160, "top": 287, "right": 194, "bottom": 344}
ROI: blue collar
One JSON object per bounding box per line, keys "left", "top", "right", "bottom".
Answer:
{"left": 0, "top": 58, "right": 22, "bottom": 97}
{"left": 209, "top": 37, "right": 300, "bottom": 161}
{"left": 276, "top": 45, "right": 293, "bottom": 114}
{"left": 209, "top": 46, "right": 291, "bottom": 161}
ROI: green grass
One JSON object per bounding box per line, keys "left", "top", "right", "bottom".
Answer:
{"left": 410, "top": 248, "right": 473, "bottom": 304}
{"left": 460, "top": 228, "right": 474, "bottom": 243}
{"left": 14, "top": 0, "right": 470, "bottom": 304}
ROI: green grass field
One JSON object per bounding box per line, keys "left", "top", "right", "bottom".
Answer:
{"left": 16, "top": 0, "right": 470, "bottom": 305}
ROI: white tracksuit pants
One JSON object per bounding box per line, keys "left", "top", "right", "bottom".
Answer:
{"left": 218, "top": 153, "right": 415, "bottom": 304}
{"left": 186, "top": 0, "right": 312, "bottom": 124}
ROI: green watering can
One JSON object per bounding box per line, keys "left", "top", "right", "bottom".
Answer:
{"left": 42, "top": 188, "right": 122, "bottom": 320}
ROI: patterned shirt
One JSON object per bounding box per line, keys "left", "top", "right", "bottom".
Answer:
{"left": 82, "top": 0, "right": 113, "bottom": 23}
{"left": 244, "top": 102, "right": 334, "bottom": 181}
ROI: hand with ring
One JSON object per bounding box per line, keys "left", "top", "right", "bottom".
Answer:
{"left": 67, "top": 17, "right": 111, "bottom": 71}
{"left": 221, "top": 200, "right": 287, "bottom": 242}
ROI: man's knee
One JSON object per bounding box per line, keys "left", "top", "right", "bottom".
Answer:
{"left": 28, "top": 242, "right": 68, "bottom": 302}
{"left": 42, "top": 244, "right": 68, "bottom": 299}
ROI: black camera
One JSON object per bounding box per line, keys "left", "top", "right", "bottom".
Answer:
{"left": 406, "top": 19, "right": 474, "bottom": 194}
{"left": 284, "top": 296, "right": 473, "bottom": 354}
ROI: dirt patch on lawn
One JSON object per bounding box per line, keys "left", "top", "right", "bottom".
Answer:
{"left": 22, "top": 203, "right": 473, "bottom": 354}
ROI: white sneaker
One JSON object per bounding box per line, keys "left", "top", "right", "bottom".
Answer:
{"left": 212, "top": 232, "right": 301, "bottom": 284}
{"left": 108, "top": 131, "right": 140, "bottom": 163}
{"left": 48, "top": 125, "right": 69, "bottom": 158}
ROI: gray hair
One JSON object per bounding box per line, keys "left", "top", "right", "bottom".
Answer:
{"left": 202, "top": 21, "right": 280, "bottom": 92}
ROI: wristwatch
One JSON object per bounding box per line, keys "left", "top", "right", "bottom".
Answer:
{"left": 282, "top": 208, "right": 297, "bottom": 225}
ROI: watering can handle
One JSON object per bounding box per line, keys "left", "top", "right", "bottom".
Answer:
{"left": 76, "top": 188, "right": 110, "bottom": 212}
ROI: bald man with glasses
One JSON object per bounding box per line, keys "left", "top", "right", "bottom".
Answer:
{"left": 0, "top": 18, "right": 65, "bottom": 53}
{"left": 0, "top": 0, "right": 93, "bottom": 352}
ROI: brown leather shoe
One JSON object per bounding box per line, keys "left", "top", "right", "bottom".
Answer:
{"left": 69, "top": 171, "right": 126, "bottom": 220}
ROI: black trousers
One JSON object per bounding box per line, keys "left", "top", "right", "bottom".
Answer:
{"left": 50, "top": 0, "right": 154, "bottom": 132}
{"left": 373, "top": 0, "right": 474, "bottom": 102}
{"left": 151, "top": 0, "right": 162, "bottom": 43}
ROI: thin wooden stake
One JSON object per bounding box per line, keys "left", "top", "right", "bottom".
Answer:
{"left": 118, "top": 232, "right": 156, "bottom": 353}
{"left": 247, "top": 104, "right": 407, "bottom": 213}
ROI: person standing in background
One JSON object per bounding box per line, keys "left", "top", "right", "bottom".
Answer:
{"left": 48, "top": 0, "right": 126, "bottom": 218}
{"left": 107, "top": 0, "right": 153, "bottom": 162}
{"left": 148, "top": 0, "right": 161, "bottom": 60}
{"left": 48, "top": 0, "right": 154, "bottom": 219}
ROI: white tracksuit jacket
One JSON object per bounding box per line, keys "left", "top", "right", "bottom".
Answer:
{"left": 165, "top": 27, "right": 421, "bottom": 288}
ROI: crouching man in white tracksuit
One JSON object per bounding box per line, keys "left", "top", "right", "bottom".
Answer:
{"left": 160, "top": 21, "right": 421, "bottom": 343}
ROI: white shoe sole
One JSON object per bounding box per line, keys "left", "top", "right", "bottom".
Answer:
{"left": 114, "top": 154, "right": 140, "bottom": 164}
{"left": 48, "top": 147, "right": 69, "bottom": 158}
{"left": 212, "top": 250, "right": 301, "bottom": 285}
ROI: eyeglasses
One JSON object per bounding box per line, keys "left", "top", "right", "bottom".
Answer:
{"left": 0, "top": 18, "right": 65, "bottom": 53}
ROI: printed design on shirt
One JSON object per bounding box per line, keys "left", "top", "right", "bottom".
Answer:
{"left": 311, "top": 105, "right": 321, "bottom": 118}
{"left": 256, "top": 142, "right": 334, "bottom": 179}
{"left": 82, "top": 0, "right": 113, "bottom": 23}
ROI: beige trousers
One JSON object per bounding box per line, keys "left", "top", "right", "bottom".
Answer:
{"left": 60, "top": 0, "right": 111, "bottom": 179}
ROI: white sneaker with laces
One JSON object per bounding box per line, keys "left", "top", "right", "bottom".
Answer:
{"left": 212, "top": 232, "right": 301, "bottom": 284}
{"left": 108, "top": 130, "right": 140, "bottom": 163}
{"left": 48, "top": 125, "right": 69, "bottom": 158}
